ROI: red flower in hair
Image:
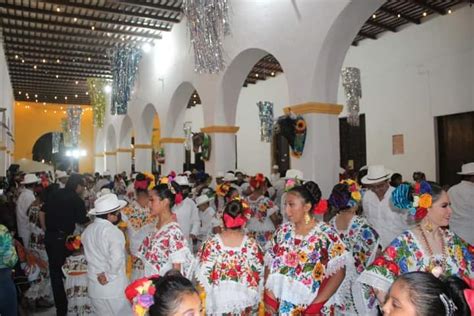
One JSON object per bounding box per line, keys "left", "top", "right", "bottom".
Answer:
{"left": 125, "top": 277, "right": 150, "bottom": 301}
{"left": 387, "top": 261, "right": 400, "bottom": 275}
{"left": 373, "top": 257, "right": 386, "bottom": 266}
{"left": 414, "top": 207, "right": 428, "bottom": 221}
{"left": 313, "top": 199, "right": 328, "bottom": 215}
{"left": 175, "top": 192, "right": 183, "bottom": 205}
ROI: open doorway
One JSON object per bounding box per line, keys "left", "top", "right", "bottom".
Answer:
{"left": 339, "top": 114, "right": 366, "bottom": 172}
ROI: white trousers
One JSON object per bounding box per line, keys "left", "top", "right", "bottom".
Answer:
{"left": 91, "top": 297, "right": 132, "bottom": 316}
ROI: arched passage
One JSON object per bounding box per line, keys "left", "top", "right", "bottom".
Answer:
{"left": 117, "top": 115, "right": 134, "bottom": 174}
{"left": 32, "top": 132, "right": 69, "bottom": 171}
{"left": 105, "top": 124, "right": 117, "bottom": 174}
{"left": 135, "top": 103, "right": 160, "bottom": 173}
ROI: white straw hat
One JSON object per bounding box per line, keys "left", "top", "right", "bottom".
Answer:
{"left": 223, "top": 172, "right": 237, "bottom": 182}
{"left": 195, "top": 194, "right": 214, "bottom": 206}
{"left": 457, "top": 162, "right": 474, "bottom": 175}
{"left": 55, "top": 170, "right": 69, "bottom": 179}
{"left": 283, "top": 169, "right": 305, "bottom": 181}
{"left": 175, "top": 175, "right": 190, "bottom": 186}
{"left": 21, "top": 173, "right": 41, "bottom": 185}
{"left": 88, "top": 193, "right": 127, "bottom": 216}
{"left": 361, "top": 165, "right": 393, "bottom": 184}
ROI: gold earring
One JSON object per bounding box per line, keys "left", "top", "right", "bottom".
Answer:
{"left": 304, "top": 212, "right": 311, "bottom": 225}
{"left": 424, "top": 220, "right": 433, "bottom": 233}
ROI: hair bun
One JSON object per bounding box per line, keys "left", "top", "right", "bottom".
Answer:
{"left": 303, "top": 181, "right": 322, "bottom": 205}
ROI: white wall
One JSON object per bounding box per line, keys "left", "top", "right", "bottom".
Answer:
{"left": 236, "top": 74, "right": 289, "bottom": 176}
{"left": 0, "top": 44, "right": 15, "bottom": 175}
{"left": 184, "top": 105, "right": 205, "bottom": 133}
{"left": 337, "top": 6, "right": 474, "bottom": 181}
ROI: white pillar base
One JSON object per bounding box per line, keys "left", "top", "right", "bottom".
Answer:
{"left": 116, "top": 151, "right": 132, "bottom": 175}
{"left": 134, "top": 147, "right": 152, "bottom": 173}
{"left": 161, "top": 143, "right": 185, "bottom": 175}
{"left": 105, "top": 153, "right": 117, "bottom": 175}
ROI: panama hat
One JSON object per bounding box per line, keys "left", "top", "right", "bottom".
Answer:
{"left": 222, "top": 172, "right": 237, "bottom": 182}
{"left": 55, "top": 170, "right": 69, "bottom": 179}
{"left": 21, "top": 173, "right": 41, "bottom": 185}
{"left": 195, "top": 194, "right": 214, "bottom": 206}
{"left": 88, "top": 193, "right": 127, "bottom": 216}
{"left": 175, "top": 175, "right": 190, "bottom": 187}
{"left": 283, "top": 169, "right": 305, "bottom": 181}
{"left": 361, "top": 165, "right": 393, "bottom": 185}
{"left": 457, "top": 162, "right": 474, "bottom": 175}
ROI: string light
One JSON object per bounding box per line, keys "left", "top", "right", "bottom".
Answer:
{"left": 75, "top": 94, "right": 78, "bottom": 98}
{"left": 423, "top": 12, "right": 427, "bottom": 17}
{"left": 34, "top": 94, "right": 38, "bottom": 98}
{"left": 271, "top": 72, "right": 275, "bottom": 76}
{"left": 397, "top": 14, "right": 401, "bottom": 18}
{"left": 372, "top": 14, "right": 376, "bottom": 19}
{"left": 56, "top": 59, "right": 60, "bottom": 63}
{"left": 88, "top": 57, "right": 91, "bottom": 61}
{"left": 255, "top": 73, "right": 259, "bottom": 78}
{"left": 65, "top": 96, "right": 68, "bottom": 100}
{"left": 73, "top": 17, "right": 77, "bottom": 22}
{"left": 448, "top": 9, "right": 452, "bottom": 14}
{"left": 54, "top": 96, "right": 58, "bottom": 100}
{"left": 15, "top": 55, "right": 19, "bottom": 59}
{"left": 56, "top": 75, "right": 59, "bottom": 78}
{"left": 91, "top": 25, "right": 95, "bottom": 31}
{"left": 85, "top": 91, "right": 89, "bottom": 95}
{"left": 18, "top": 91, "right": 21, "bottom": 95}
{"left": 21, "top": 59, "right": 25, "bottom": 63}
{"left": 75, "top": 81, "right": 79, "bottom": 85}
{"left": 33, "top": 65, "right": 37, "bottom": 69}
{"left": 42, "top": 59, "right": 46, "bottom": 63}
{"left": 56, "top": 7, "right": 60, "bottom": 12}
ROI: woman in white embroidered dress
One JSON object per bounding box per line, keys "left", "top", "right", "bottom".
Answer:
{"left": 121, "top": 188, "right": 156, "bottom": 281}
{"left": 196, "top": 199, "right": 264, "bottom": 315}
{"left": 137, "top": 182, "right": 194, "bottom": 278}
{"left": 327, "top": 180, "right": 380, "bottom": 315}
{"left": 245, "top": 173, "right": 280, "bottom": 251}
{"left": 264, "top": 181, "right": 348, "bottom": 316}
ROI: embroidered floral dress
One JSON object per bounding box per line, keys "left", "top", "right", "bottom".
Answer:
{"left": 245, "top": 195, "right": 279, "bottom": 250}
{"left": 121, "top": 201, "right": 156, "bottom": 281}
{"left": 62, "top": 254, "right": 94, "bottom": 315}
{"left": 25, "top": 202, "right": 53, "bottom": 302}
{"left": 138, "top": 222, "right": 194, "bottom": 278}
{"left": 357, "top": 228, "right": 474, "bottom": 315}
{"left": 265, "top": 222, "right": 348, "bottom": 315}
{"left": 196, "top": 234, "right": 264, "bottom": 315}
{"left": 328, "top": 215, "right": 380, "bottom": 315}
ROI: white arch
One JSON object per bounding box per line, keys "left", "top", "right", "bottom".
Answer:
{"left": 105, "top": 124, "right": 117, "bottom": 151}
{"left": 140, "top": 103, "right": 159, "bottom": 144}
{"left": 119, "top": 115, "right": 134, "bottom": 148}
{"left": 164, "top": 81, "right": 198, "bottom": 137}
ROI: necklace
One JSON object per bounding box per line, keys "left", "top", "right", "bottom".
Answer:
{"left": 417, "top": 223, "right": 446, "bottom": 276}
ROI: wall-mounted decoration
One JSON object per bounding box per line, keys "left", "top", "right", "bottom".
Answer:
{"left": 183, "top": 0, "right": 231, "bottom": 74}
{"left": 156, "top": 148, "right": 165, "bottom": 165}
{"left": 192, "top": 132, "right": 212, "bottom": 161}
{"left": 341, "top": 67, "right": 362, "bottom": 126}
{"left": 274, "top": 113, "right": 307, "bottom": 158}
{"left": 87, "top": 78, "right": 107, "bottom": 128}
{"left": 111, "top": 47, "right": 142, "bottom": 115}
{"left": 183, "top": 121, "right": 193, "bottom": 151}
{"left": 257, "top": 101, "right": 274, "bottom": 142}
{"left": 65, "top": 107, "right": 83, "bottom": 147}
{"left": 392, "top": 134, "right": 404, "bottom": 155}
{"left": 52, "top": 132, "right": 61, "bottom": 154}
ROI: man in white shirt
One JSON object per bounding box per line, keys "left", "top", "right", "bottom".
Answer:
{"left": 173, "top": 176, "right": 201, "bottom": 247}
{"left": 82, "top": 193, "right": 131, "bottom": 316}
{"left": 448, "top": 162, "right": 474, "bottom": 245}
{"left": 362, "top": 165, "right": 409, "bottom": 248}
{"left": 195, "top": 194, "right": 215, "bottom": 250}
{"left": 16, "top": 174, "right": 39, "bottom": 247}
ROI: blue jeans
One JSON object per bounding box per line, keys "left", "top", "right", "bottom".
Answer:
{"left": 0, "top": 268, "right": 18, "bottom": 316}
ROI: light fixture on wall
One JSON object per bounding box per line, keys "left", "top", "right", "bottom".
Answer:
{"left": 66, "top": 149, "right": 87, "bottom": 158}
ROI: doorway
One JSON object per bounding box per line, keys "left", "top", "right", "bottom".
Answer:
{"left": 339, "top": 114, "right": 366, "bottom": 173}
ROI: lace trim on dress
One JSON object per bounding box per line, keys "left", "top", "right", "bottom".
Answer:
{"left": 265, "top": 274, "right": 315, "bottom": 306}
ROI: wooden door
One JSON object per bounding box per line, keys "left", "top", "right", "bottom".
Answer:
{"left": 339, "top": 114, "right": 366, "bottom": 172}
{"left": 437, "top": 111, "right": 474, "bottom": 186}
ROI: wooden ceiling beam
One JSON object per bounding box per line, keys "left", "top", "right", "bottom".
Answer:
{"left": 0, "top": 14, "right": 161, "bottom": 40}
{"left": 116, "top": 0, "right": 182, "bottom": 13}
{"left": 12, "top": 86, "right": 88, "bottom": 93}
{"left": 366, "top": 20, "right": 397, "bottom": 32}
{"left": 3, "top": 34, "right": 115, "bottom": 50}
{"left": 379, "top": 7, "right": 421, "bottom": 24}
{"left": 413, "top": 0, "right": 447, "bottom": 15}
{"left": 4, "top": 42, "right": 110, "bottom": 58}
{"left": 15, "top": 98, "right": 90, "bottom": 105}
{"left": 6, "top": 53, "right": 111, "bottom": 67}
{"left": 12, "top": 80, "right": 88, "bottom": 88}
{"left": 10, "top": 71, "right": 112, "bottom": 80}
{"left": 9, "top": 64, "right": 111, "bottom": 76}
{"left": 39, "top": 0, "right": 180, "bottom": 23}
{"left": 0, "top": 2, "right": 171, "bottom": 31}
{"left": 358, "top": 31, "right": 377, "bottom": 40}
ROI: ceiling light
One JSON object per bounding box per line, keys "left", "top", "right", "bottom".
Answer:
{"left": 397, "top": 14, "right": 401, "bottom": 18}
{"left": 448, "top": 9, "right": 452, "bottom": 14}
{"left": 75, "top": 94, "right": 78, "bottom": 98}
{"left": 141, "top": 43, "right": 152, "bottom": 53}
{"left": 54, "top": 96, "right": 57, "bottom": 100}
{"left": 423, "top": 12, "right": 427, "bottom": 17}
{"left": 104, "top": 85, "right": 112, "bottom": 93}
{"left": 35, "top": 94, "right": 38, "bottom": 98}
{"left": 56, "top": 75, "right": 59, "bottom": 78}
{"left": 91, "top": 25, "right": 95, "bottom": 31}
{"left": 56, "top": 59, "right": 60, "bottom": 63}
{"left": 88, "top": 57, "right": 91, "bottom": 61}
{"left": 56, "top": 7, "right": 61, "bottom": 12}
{"left": 42, "top": 59, "right": 46, "bottom": 63}
{"left": 21, "top": 59, "right": 25, "bottom": 63}
{"left": 15, "top": 55, "right": 19, "bottom": 59}
{"left": 85, "top": 91, "right": 89, "bottom": 95}
{"left": 18, "top": 91, "right": 21, "bottom": 95}
{"left": 33, "top": 65, "right": 37, "bottom": 69}
{"left": 372, "top": 14, "right": 376, "bottom": 19}
{"left": 75, "top": 81, "right": 79, "bottom": 85}
{"left": 65, "top": 96, "right": 68, "bottom": 100}
{"left": 73, "top": 17, "right": 77, "bottom": 22}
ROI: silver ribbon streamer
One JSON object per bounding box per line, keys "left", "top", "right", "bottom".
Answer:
{"left": 341, "top": 67, "right": 362, "bottom": 126}
{"left": 257, "top": 101, "right": 274, "bottom": 142}
{"left": 111, "top": 47, "right": 142, "bottom": 115}
{"left": 183, "top": 121, "right": 193, "bottom": 151}
{"left": 66, "top": 107, "right": 83, "bottom": 147}
{"left": 52, "top": 132, "right": 61, "bottom": 154}
{"left": 183, "top": 0, "right": 231, "bottom": 73}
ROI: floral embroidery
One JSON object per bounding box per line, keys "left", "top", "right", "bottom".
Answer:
{"left": 265, "top": 222, "right": 347, "bottom": 315}
{"left": 122, "top": 202, "right": 155, "bottom": 232}
{"left": 247, "top": 196, "right": 275, "bottom": 223}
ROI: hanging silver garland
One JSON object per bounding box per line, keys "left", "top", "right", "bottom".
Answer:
{"left": 257, "top": 101, "right": 274, "bottom": 142}
{"left": 341, "top": 67, "right": 362, "bottom": 126}
{"left": 52, "top": 132, "right": 61, "bottom": 154}
{"left": 66, "top": 107, "right": 83, "bottom": 147}
{"left": 183, "top": 0, "right": 231, "bottom": 74}
{"left": 111, "top": 47, "right": 142, "bottom": 115}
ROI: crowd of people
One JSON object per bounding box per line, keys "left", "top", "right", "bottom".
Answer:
{"left": 0, "top": 162, "right": 473, "bottom": 316}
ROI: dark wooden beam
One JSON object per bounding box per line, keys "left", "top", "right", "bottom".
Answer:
{"left": 366, "top": 20, "right": 397, "bottom": 32}
{"left": 15, "top": 98, "right": 90, "bottom": 105}
{"left": 1, "top": 24, "right": 154, "bottom": 46}
{"left": 10, "top": 71, "right": 112, "bottom": 80}
{"left": 3, "top": 34, "right": 115, "bottom": 50}
{"left": 4, "top": 42, "right": 111, "bottom": 58}
{"left": 379, "top": 7, "right": 421, "bottom": 24}
{"left": 39, "top": 0, "right": 180, "bottom": 24}
{"left": 6, "top": 53, "right": 111, "bottom": 67}
{"left": 0, "top": 14, "right": 161, "bottom": 40}
{"left": 12, "top": 85, "right": 88, "bottom": 93}
{"left": 0, "top": 2, "right": 172, "bottom": 31}
{"left": 358, "top": 31, "right": 377, "bottom": 40}
{"left": 12, "top": 79, "right": 88, "bottom": 87}
{"left": 9, "top": 64, "right": 111, "bottom": 77}
{"left": 413, "top": 0, "right": 447, "bottom": 15}
{"left": 116, "top": 0, "right": 182, "bottom": 13}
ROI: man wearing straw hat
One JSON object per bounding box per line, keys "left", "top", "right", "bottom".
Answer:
{"left": 16, "top": 173, "right": 40, "bottom": 247}
{"left": 448, "top": 162, "right": 474, "bottom": 245}
{"left": 82, "top": 193, "right": 131, "bottom": 315}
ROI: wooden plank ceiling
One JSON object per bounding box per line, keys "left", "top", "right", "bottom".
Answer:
{"left": 0, "top": 0, "right": 470, "bottom": 107}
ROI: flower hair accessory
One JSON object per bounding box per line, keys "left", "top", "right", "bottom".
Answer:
{"left": 463, "top": 277, "right": 474, "bottom": 314}
{"left": 313, "top": 199, "right": 328, "bottom": 215}
{"left": 223, "top": 213, "right": 247, "bottom": 228}
{"left": 284, "top": 178, "right": 303, "bottom": 192}
{"left": 125, "top": 277, "right": 157, "bottom": 316}
{"left": 249, "top": 173, "right": 265, "bottom": 190}
{"left": 391, "top": 181, "right": 432, "bottom": 221}
{"left": 65, "top": 235, "right": 81, "bottom": 251}
{"left": 232, "top": 196, "right": 252, "bottom": 219}
{"left": 439, "top": 293, "right": 458, "bottom": 316}
{"left": 216, "top": 183, "right": 231, "bottom": 197}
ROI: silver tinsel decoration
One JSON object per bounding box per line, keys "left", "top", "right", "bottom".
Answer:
{"left": 66, "top": 107, "right": 83, "bottom": 147}
{"left": 257, "top": 101, "right": 274, "bottom": 142}
{"left": 183, "top": 121, "right": 193, "bottom": 151}
{"left": 341, "top": 67, "right": 362, "bottom": 126}
{"left": 111, "top": 47, "right": 142, "bottom": 115}
{"left": 52, "top": 132, "right": 61, "bottom": 154}
{"left": 183, "top": 0, "right": 231, "bottom": 73}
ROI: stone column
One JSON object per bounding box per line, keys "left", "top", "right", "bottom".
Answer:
{"left": 94, "top": 153, "right": 105, "bottom": 174}
{"left": 116, "top": 148, "right": 132, "bottom": 175}
{"left": 200, "top": 126, "right": 239, "bottom": 177}
{"left": 284, "top": 102, "right": 343, "bottom": 196}
{"left": 134, "top": 144, "right": 153, "bottom": 173}
{"left": 160, "top": 138, "right": 185, "bottom": 175}
{"left": 104, "top": 151, "right": 117, "bottom": 175}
